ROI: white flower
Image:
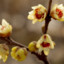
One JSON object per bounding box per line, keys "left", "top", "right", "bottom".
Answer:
{"left": 28, "top": 4, "right": 47, "bottom": 24}
{"left": 0, "top": 44, "right": 9, "bottom": 62}
{"left": 36, "top": 34, "right": 55, "bottom": 55}
{"left": 0, "top": 19, "right": 12, "bottom": 37}
{"left": 51, "top": 4, "right": 64, "bottom": 21}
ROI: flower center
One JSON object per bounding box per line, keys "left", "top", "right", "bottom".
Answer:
{"left": 56, "top": 8, "right": 63, "bottom": 18}
{"left": 44, "top": 35, "right": 46, "bottom": 39}
{"left": 35, "top": 8, "right": 44, "bottom": 19}
{"left": 1, "top": 26, "right": 5, "bottom": 30}
{"left": 41, "top": 42, "right": 50, "bottom": 47}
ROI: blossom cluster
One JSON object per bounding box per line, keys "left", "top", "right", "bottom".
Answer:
{"left": 28, "top": 34, "right": 55, "bottom": 55}
{"left": 0, "top": 7, "right": 55, "bottom": 62}
{"left": 28, "top": 4, "right": 64, "bottom": 24}
{"left": 0, "top": 44, "right": 28, "bottom": 62}
{"left": 0, "top": 3, "right": 64, "bottom": 63}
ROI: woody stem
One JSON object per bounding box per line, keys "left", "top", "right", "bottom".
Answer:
{"left": 42, "top": 0, "right": 52, "bottom": 64}
{"left": 43, "top": 0, "right": 52, "bottom": 34}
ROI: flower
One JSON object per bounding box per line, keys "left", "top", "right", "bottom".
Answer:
{"left": 0, "top": 44, "right": 9, "bottom": 62}
{"left": 28, "top": 4, "right": 47, "bottom": 24}
{"left": 0, "top": 19, "right": 12, "bottom": 37}
{"left": 51, "top": 4, "right": 64, "bottom": 21}
{"left": 11, "top": 46, "right": 28, "bottom": 61}
{"left": 36, "top": 34, "right": 55, "bottom": 55}
{"left": 28, "top": 41, "right": 37, "bottom": 52}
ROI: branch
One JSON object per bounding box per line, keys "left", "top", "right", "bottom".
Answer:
{"left": 0, "top": 37, "right": 48, "bottom": 64}
{"left": 42, "top": 0, "right": 52, "bottom": 64}
{"left": 42, "top": 0, "right": 52, "bottom": 34}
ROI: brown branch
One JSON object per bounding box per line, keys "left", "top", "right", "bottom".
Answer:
{"left": 41, "top": 0, "right": 52, "bottom": 64}
{"left": 0, "top": 37, "right": 48, "bottom": 64}
{"left": 9, "top": 37, "right": 48, "bottom": 64}
{"left": 42, "top": 0, "right": 52, "bottom": 34}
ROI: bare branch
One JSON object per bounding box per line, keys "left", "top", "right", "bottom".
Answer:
{"left": 42, "top": 0, "right": 52, "bottom": 34}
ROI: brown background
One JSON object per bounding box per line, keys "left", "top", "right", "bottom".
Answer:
{"left": 0, "top": 0, "right": 64, "bottom": 64}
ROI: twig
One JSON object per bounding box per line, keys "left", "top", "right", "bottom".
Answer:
{"left": 43, "top": 0, "right": 52, "bottom": 34}
{"left": 0, "top": 37, "right": 48, "bottom": 64}
{"left": 42, "top": 0, "right": 52, "bottom": 64}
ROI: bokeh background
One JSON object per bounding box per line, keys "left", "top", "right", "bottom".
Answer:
{"left": 0, "top": 0, "right": 64, "bottom": 64}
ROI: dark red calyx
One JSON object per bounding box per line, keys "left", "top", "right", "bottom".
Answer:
{"left": 44, "top": 35, "right": 46, "bottom": 39}
{"left": 56, "top": 8, "right": 63, "bottom": 18}
{"left": 41, "top": 42, "right": 50, "bottom": 47}
{"left": 35, "top": 8, "right": 44, "bottom": 19}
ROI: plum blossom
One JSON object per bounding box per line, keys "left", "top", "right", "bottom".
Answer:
{"left": 0, "top": 19, "right": 12, "bottom": 37}
{"left": 51, "top": 4, "right": 64, "bottom": 21}
{"left": 28, "top": 4, "right": 47, "bottom": 24}
{"left": 36, "top": 34, "right": 55, "bottom": 55}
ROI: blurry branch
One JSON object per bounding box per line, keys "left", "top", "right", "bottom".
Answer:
{"left": 41, "top": 0, "right": 52, "bottom": 64}
{"left": 42, "top": 0, "right": 52, "bottom": 34}
{"left": 0, "top": 37, "right": 48, "bottom": 64}
{"left": 0, "top": 0, "right": 52, "bottom": 64}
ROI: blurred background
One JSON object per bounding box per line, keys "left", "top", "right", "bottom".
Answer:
{"left": 0, "top": 0, "right": 64, "bottom": 64}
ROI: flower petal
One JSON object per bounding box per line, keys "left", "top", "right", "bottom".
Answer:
{"left": 0, "top": 44, "right": 9, "bottom": 62}
{"left": 44, "top": 48, "right": 50, "bottom": 55}
{"left": 2, "top": 19, "right": 9, "bottom": 26}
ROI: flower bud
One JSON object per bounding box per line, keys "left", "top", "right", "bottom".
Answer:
{"left": 28, "top": 41, "right": 37, "bottom": 52}
{"left": 28, "top": 4, "right": 47, "bottom": 24}
{"left": 0, "top": 19, "right": 12, "bottom": 37}
{"left": 0, "top": 44, "right": 9, "bottom": 62}
{"left": 11, "top": 46, "right": 28, "bottom": 61}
